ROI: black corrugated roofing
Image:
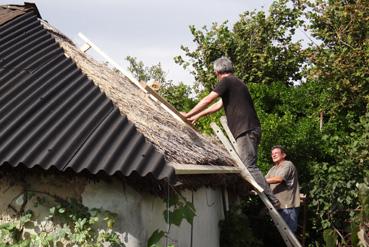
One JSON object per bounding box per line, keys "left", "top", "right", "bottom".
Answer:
{"left": 0, "top": 10, "right": 175, "bottom": 183}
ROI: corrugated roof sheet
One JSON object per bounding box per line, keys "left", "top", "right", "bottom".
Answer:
{"left": 0, "top": 10, "right": 175, "bottom": 183}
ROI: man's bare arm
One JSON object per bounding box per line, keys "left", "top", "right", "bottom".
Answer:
{"left": 266, "top": 176, "right": 284, "bottom": 184}
{"left": 187, "top": 99, "right": 223, "bottom": 124}
{"left": 185, "top": 91, "right": 220, "bottom": 118}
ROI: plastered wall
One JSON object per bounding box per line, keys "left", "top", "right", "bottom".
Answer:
{"left": 0, "top": 172, "right": 225, "bottom": 247}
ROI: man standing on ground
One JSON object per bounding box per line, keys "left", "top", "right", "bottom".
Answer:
{"left": 182, "top": 57, "right": 280, "bottom": 208}
{"left": 266, "top": 145, "right": 300, "bottom": 233}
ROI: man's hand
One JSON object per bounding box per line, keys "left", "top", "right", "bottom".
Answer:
{"left": 188, "top": 114, "right": 200, "bottom": 124}
{"left": 180, "top": 112, "right": 197, "bottom": 125}
{"left": 181, "top": 112, "right": 199, "bottom": 125}
{"left": 180, "top": 93, "right": 222, "bottom": 125}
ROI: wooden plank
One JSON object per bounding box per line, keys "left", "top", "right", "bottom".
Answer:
{"left": 170, "top": 163, "right": 240, "bottom": 175}
{"left": 78, "top": 33, "right": 193, "bottom": 128}
{"left": 78, "top": 32, "right": 147, "bottom": 92}
{"left": 79, "top": 43, "right": 91, "bottom": 53}
{"left": 143, "top": 83, "right": 193, "bottom": 126}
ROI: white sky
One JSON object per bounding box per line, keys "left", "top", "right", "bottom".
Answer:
{"left": 4, "top": 0, "right": 274, "bottom": 83}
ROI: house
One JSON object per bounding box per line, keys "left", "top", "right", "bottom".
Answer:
{"left": 0, "top": 3, "right": 244, "bottom": 247}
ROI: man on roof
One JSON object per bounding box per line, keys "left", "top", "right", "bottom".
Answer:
{"left": 182, "top": 57, "right": 280, "bottom": 208}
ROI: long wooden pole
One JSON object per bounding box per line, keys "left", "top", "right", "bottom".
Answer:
{"left": 77, "top": 32, "right": 192, "bottom": 127}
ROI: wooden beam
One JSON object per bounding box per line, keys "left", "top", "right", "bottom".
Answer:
{"left": 78, "top": 32, "right": 147, "bottom": 92}
{"left": 77, "top": 33, "right": 193, "bottom": 128}
{"left": 170, "top": 163, "right": 240, "bottom": 175}
{"left": 143, "top": 83, "right": 193, "bottom": 126}
{"left": 320, "top": 111, "right": 324, "bottom": 131}
{"left": 79, "top": 43, "right": 91, "bottom": 53}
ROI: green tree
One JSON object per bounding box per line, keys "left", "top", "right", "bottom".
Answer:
{"left": 174, "top": 0, "right": 308, "bottom": 136}
{"left": 125, "top": 0, "right": 369, "bottom": 244}
{"left": 305, "top": 0, "right": 369, "bottom": 129}
{"left": 175, "top": 0, "right": 306, "bottom": 92}
{"left": 302, "top": 0, "right": 369, "bottom": 244}
{"left": 126, "top": 56, "right": 166, "bottom": 83}
{"left": 126, "top": 56, "right": 195, "bottom": 112}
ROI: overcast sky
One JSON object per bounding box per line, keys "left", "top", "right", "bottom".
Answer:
{"left": 5, "top": 0, "right": 274, "bottom": 83}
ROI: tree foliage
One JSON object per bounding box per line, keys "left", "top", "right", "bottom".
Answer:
{"left": 126, "top": 56, "right": 196, "bottom": 112}
{"left": 126, "top": 0, "right": 369, "bottom": 245}
{"left": 303, "top": 0, "right": 369, "bottom": 244}
{"left": 175, "top": 0, "right": 305, "bottom": 92}
{"left": 303, "top": 9, "right": 369, "bottom": 230}
{"left": 173, "top": 0, "right": 368, "bottom": 245}
{"left": 0, "top": 193, "right": 123, "bottom": 247}
{"left": 306, "top": 0, "right": 369, "bottom": 128}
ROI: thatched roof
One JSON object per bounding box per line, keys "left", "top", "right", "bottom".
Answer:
{"left": 41, "top": 22, "right": 235, "bottom": 168}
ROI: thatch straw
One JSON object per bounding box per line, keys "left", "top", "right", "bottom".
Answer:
{"left": 42, "top": 21, "right": 234, "bottom": 168}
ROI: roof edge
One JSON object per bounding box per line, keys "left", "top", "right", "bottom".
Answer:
{"left": 2, "top": 2, "right": 41, "bottom": 18}
{"left": 0, "top": 2, "right": 41, "bottom": 26}
{"left": 23, "top": 2, "right": 41, "bottom": 18}
{"left": 170, "top": 163, "right": 240, "bottom": 175}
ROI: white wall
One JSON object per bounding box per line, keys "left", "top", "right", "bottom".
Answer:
{"left": 82, "top": 179, "right": 225, "bottom": 247}
{"left": 0, "top": 173, "right": 225, "bottom": 247}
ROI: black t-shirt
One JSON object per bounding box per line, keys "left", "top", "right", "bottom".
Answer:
{"left": 213, "top": 75, "right": 260, "bottom": 138}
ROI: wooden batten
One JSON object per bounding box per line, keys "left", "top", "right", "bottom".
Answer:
{"left": 170, "top": 163, "right": 240, "bottom": 175}
{"left": 78, "top": 32, "right": 192, "bottom": 128}
{"left": 141, "top": 83, "right": 194, "bottom": 128}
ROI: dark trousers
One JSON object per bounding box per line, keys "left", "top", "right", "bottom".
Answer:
{"left": 278, "top": 207, "right": 299, "bottom": 233}
{"left": 236, "top": 128, "right": 280, "bottom": 207}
